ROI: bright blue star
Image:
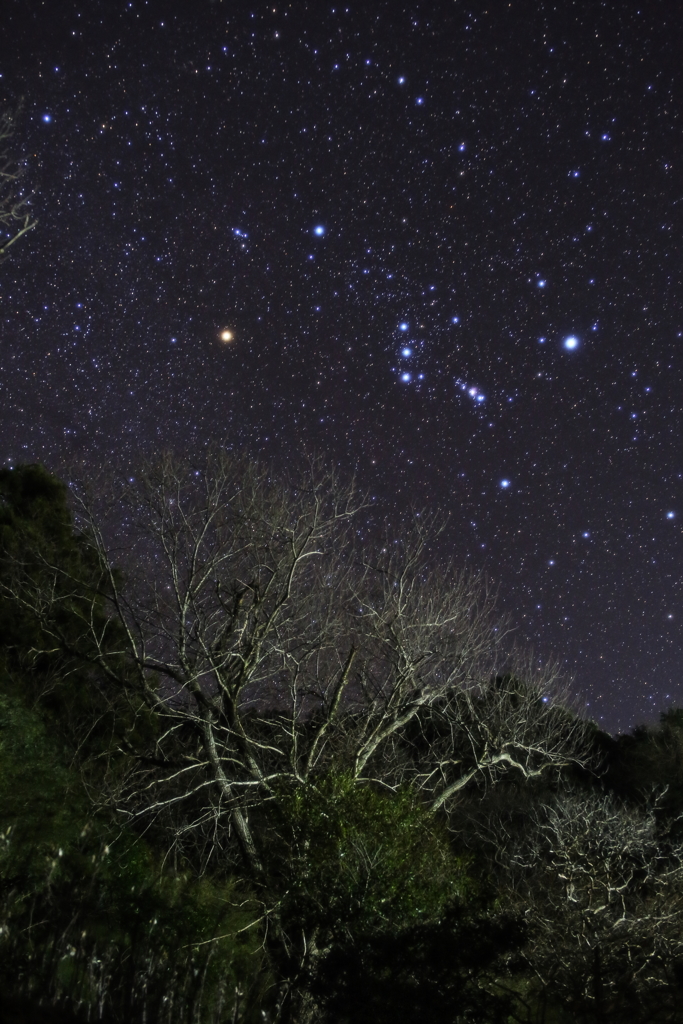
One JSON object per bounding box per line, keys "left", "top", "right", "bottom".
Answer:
{"left": 667, "top": 511, "right": 676, "bottom": 520}
{"left": 416, "top": 97, "right": 424, "bottom": 105}
{"left": 313, "top": 225, "right": 325, "bottom": 236}
{"left": 401, "top": 372, "right": 411, "bottom": 382}
{"left": 398, "top": 322, "right": 409, "bottom": 331}
{"left": 500, "top": 479, "right": 511, "bottom": 489}
{"left": 458, "top": 143, "right": 466, "bottom": 152}
{"left": 452, "top": 316, "right": 460, "bottom": 323}
{"left": 537, "top": 279, "right": 546, "bottom": 288}
{"left": 42, "top": 114, "right": 52, "bottom": 123}
{"left": 398, "top": 76, "right": 406, "bottom": 84}
{"left": 401, "top": 347, "right": 412, "bottom": 357}
{"left": 563, "top": 335, "right": 579, "bottom": 350}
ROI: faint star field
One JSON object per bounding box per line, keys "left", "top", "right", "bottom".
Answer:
{"left": 2, "top": 0, "right": 683, "bottom": 733}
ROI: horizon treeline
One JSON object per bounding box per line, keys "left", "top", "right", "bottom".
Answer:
{"left": 1, "top": 459, "right": 683, "bottom": 1024}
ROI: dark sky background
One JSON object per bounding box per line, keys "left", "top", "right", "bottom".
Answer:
{"left": 2, "top": 0, "right": 683, "bottom": 733}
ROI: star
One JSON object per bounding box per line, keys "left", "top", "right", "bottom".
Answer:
{"left": 1, "top": 0, "right": 678, "bottom": 738}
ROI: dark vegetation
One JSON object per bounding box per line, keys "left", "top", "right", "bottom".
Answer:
{"left": 1, "top": 460, "right": 683, "bottom": 1024}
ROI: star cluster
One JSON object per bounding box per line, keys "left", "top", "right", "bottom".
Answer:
{"left": 2, "top": 1, "right": 683, "bottom": 731}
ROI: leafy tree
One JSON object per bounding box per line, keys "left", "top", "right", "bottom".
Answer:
{"left": 274, "top": 773, "right": 458, "bottom": 934}
{"left": 0, "top": 463, "right": 150, "bottom": 798}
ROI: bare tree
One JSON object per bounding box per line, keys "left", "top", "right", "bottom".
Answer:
{"left": 0, "top": 453, "right": 592, "bottom": 1023}
{"left": 0, "top": 104, "right": 37, "bottom": 262}
{"left": 496, "top": 791, "right": 683, "bottom": 1023}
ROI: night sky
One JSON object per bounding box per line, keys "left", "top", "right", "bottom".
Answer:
{"left": 2, "top": 1, "right": 683, "bottom": 733}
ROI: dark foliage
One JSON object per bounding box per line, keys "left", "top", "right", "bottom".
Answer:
{"left": 0, "top": 466, "right": 264, "bottom": 1023}
{"left": 606, "top": 708, "right": 683, "bottom": 826}
{"left": 312, "top": 902, "right": 524, "bottom": 1024}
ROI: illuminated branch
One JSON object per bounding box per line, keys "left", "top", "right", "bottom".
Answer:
{"left": 0, "top": 104, "right": 37, "bottom": 262}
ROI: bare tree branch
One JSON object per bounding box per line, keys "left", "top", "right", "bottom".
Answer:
{"left": 0, "top": 452, "right": 593, "bottom": 1021}
{"left": 0, "top": 104, "right": 37, "bottom": 263}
